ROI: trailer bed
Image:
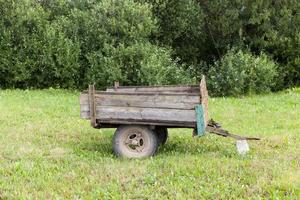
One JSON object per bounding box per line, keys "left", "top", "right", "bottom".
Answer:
{"left": 79, "top": 77, "right": 209, "bottom": 129}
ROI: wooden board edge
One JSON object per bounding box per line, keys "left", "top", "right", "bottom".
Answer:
{"left": 88, "top": 85, "right": 97, "bottom": 127}
{"left": 199, "top": 75, "right": 209, "bottom": 127}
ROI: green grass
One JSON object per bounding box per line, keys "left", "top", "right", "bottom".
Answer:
{"left": 0, "top": 88, "right": 299, "bottom": 199}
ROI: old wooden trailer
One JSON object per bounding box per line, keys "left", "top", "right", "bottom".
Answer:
{"left": 79, "top": 76, "right": 259, "bottom": 158}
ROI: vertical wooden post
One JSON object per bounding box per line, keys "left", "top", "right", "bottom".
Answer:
{"left": 88, "top": 84, "right": 97, "bottom": 128}
{"left": 114, "top": 81, "right": 119, "bottom": 91}
{"left": 199, "top": 75, "right": 209, "bottom": 127}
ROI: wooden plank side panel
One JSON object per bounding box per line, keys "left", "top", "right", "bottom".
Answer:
{"left": 99, "top": 120, "right": 196, "bottom": 128}
{"left": 80, "top": 105, "right": 197, "bottom": 123}
{"left": 80, "top": 93, "right": 200, "bottom": 110}
{"left": 106, "top": 85, "right": 199, "bottom": 93}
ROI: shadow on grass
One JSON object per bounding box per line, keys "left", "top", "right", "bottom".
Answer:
{"left": 71, "top": 133, "right": 236, "bottom": 159}
{"left": 70, "top": 134, "right": 115, "bottom": 159}
{"left": 158, "top": 136, "right": 236, "bottom": 157}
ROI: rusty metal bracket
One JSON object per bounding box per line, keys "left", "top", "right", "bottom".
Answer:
{"left": 206, "top": 119, "right": 260, "bottom": 140}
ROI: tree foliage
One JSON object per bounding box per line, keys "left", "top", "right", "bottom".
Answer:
{"left": 0, "top": 0, "right": 299, "bottom": 95}
{"left": 208, "top": 49, "right": 278, "bottom": 96}
{"left": 146, "top": 0, "right": 300, "bottom": 89}
{"left": 0, "top": 0, "right": 192, "bottom": 89}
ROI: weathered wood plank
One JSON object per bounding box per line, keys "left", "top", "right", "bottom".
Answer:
{"left": 80, "top": 93, "right": 200, "bottom": 110}
{"left": 106, "top": 85, "right": 199, "bottom": 93}
{"left": 200, "top": 75, "right": 209, "bottom": 126}
{"left": 79, "top": 83, "right": 204, "bottom": 128}
{"left": 88, "top": 85, "right": 97, "bottom": 127}
{"left": 82, "top": 91, "right": 200, "bottom": 96}
{"left": 80, "top": 105, "right": 196, "bottom": 123}
{"left": 98, "top": 120, "right": 196, "bottom": 128}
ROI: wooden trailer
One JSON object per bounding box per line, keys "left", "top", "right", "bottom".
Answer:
{"left": 79, "top": 76, "right": 258, "bottom": 158}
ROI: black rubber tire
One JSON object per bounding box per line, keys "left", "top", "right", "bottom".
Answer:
{"left": 113, "top": 125, "right": 159, "bottom": 158}
{"left": 156, "top": 127, "right": 168, "bottom": 145}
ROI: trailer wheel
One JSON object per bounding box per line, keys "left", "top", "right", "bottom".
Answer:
{"left": 156, "top": 127, "right": 168, "bottom": 145}
{"left": 113, "top": 125, "right": 159, "bottom": 158}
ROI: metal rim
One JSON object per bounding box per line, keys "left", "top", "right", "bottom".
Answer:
{"left": 122, "top": 129, "right": 149, "bottom": 154}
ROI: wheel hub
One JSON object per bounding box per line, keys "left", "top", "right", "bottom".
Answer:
{"left": 124, "top": 132, "right": 145, "bottom": 152}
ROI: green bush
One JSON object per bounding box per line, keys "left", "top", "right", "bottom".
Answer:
{"left": 83, "top": 0, "right": 193, "bottom": 88}
{"left": 145, "top": 0, "right": 300, "bottom": 89}
{"left": 138, "top": 44, "right": 194, "bottom": 85}
{"left": 87, "top": 42, "right": 193, "bottom": 89}
{"left": 207, "top": 49, "right": 278, "bottom": 96}
{"left": 1, "top": 0, "right": 299, "bottom": 92}
{"left": 0, "top": 0, "right": 192, "bottom": 89}
{"left": 0, "top": 0, "right": 81, "bottom": 89}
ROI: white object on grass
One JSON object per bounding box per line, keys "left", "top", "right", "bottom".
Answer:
{"left": 236, "top": 140, "right": 249, "bottom": 155}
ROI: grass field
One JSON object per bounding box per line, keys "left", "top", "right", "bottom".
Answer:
{"left": 0, "top": 88, "right": 299, "bottom": 199}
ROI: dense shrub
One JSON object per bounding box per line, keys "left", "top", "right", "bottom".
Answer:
{"left": 143, "top": 0, "right": 206, "bottom": 64}
{"left": 145, "top": 0, "right": 300, "bottom": 89}
{"left": 207, "top": 49, "right": 278, "bottom": 96}
{"left": 0, "top": 0, "right": 81, "bottom": 88}
{"left": 81, "top": 0, "right": 193, "bottom": 88}
{"left": 0, "top": 0, "right": 192, "bottom": 89}
{"left": 87, "top": 43, "right": 193, "bottom": 89}
{"left": 1, "top": 0, "right": 299, "bottom": 93}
